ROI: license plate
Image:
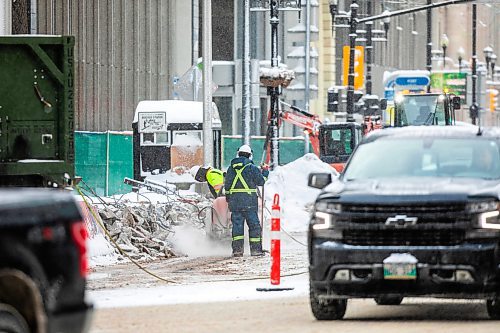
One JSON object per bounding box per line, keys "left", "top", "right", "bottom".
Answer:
{"left": 383, "top": 253, "right": 417, "bottom": 280}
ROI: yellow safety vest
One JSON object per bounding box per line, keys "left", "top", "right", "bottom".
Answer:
{"left": 206, "top": 169, "right": 224, "bottom": 194}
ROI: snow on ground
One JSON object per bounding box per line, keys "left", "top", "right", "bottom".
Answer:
{"left": 264, "top": 153, "right": 338, "bottom": 232}
{"left": 86, "top": 153, "right": 336, "bottom": 266}
{"left": 86, "top": 272, "right": 308, "bottom": 308}
{"left": 88, "top": 234, "right": 121, "bottom": 267}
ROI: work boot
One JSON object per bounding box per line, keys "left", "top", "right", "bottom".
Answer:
{"left": 232, "top": 239, "right": 244, "bottom": 257}
{"left": 250, "top": 242, "right": 264, "bottom": 257}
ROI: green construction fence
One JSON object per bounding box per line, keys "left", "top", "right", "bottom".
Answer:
{"left": 222, "top": 135, "right": 311, "bottom": 169}
{"left": 74, "top": 132, "right": 309, "bottom": 196}
{"left": 75, "top": 131, "right": 133, "bottom": 196}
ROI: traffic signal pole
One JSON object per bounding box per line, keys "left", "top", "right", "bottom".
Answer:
{"left": 346, "top": 0, "right": 358, "bottom": 121}
{"left": 270, "top": 1, "right": 280, "bottom": 171}
{"left": 344, "top": 0, "right": 476, "bottom": 119}
{"left": 471, "top": 3, "right": 478, "bottom": 125}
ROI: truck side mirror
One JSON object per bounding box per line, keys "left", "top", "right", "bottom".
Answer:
{"left": 308, "top": 173, "right": 332, "bottom": 189}
{"left": 452, "top": 96, "right": 461, "bottom": 110}
{"left": 380, "top": 99, "right": 387, "bottom": 110}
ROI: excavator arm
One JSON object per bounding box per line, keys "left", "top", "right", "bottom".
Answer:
{"left": 262, "top": 102, "right": 322, "bottom": 165}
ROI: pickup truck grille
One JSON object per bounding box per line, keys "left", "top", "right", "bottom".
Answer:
{"left": 343, "top": 229, "right": 465, "bottom": 246}
{"left": 341, "top": 203, "right": 465, "bottom": 214}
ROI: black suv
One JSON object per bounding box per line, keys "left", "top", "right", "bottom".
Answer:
{"left": 308, "top": 126, "right": 500, "bottom": 320}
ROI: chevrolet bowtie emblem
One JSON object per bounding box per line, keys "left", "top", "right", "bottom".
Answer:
{"left": 385, "top": 215, "right": 418, "bottom": 228}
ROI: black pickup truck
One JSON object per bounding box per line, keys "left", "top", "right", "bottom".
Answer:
{"left": 308, "top": 126, "right": 500, "bottom": 320}
{"left": 0, "top": 189, "right": 92, "bottom": 333}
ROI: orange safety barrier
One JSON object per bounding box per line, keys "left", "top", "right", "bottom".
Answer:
{"left": 271, "top": 194, "right": 281, "bottom": 285}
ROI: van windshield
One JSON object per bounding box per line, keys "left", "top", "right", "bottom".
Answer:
{"left": 396, "top": 95, "right": 446, "bottom": 126}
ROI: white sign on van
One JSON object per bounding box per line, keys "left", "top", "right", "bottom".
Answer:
{"left": 138, "top": 112, "right": 167, "bottom": 133}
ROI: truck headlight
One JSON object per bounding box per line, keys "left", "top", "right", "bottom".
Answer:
{"left": 470, "top": 200, "right": 500, "bottom": 230}
{"left": 315, "top": 201, "right": 342, "bottom": 213}
{"left": 478, "top": 210, "right": 500, "bottom": 230}
{"left": 312, "top": 212, "right": 332, "bottom": 230}
{"left": 467, "top": 200, "right": 498, "bottom": 213}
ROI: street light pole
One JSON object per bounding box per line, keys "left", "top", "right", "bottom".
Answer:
{"left": 346, "top": 0, "right": 358, "bottom": 121}
{"left": 457, "top": 46, "right": 465, "bottom": 73}
{"left": 426, "top": 0, "right": 432, "bottom": 92}
{"left": 441, "top": 34, "right": 449, "bottom": 69}
{"left": 202, "top": 0, "right": 214, "bottom": 166}
{"left": 242, "top": 0, "right": 251, "bottom": 146}
{"left": 491, "top": 54, "right": 497, "bottom": 80}
{"left": 269, "top": 0, "right": 280, "bottom": 170}
{"left": 365, "top": 0, "right": 373, "bottom": 96}
{"left": 471, "top": 3, "right": 478, "bottom": 125}
{"left": 484, "top": 46, "right": 493, "bottom": 78}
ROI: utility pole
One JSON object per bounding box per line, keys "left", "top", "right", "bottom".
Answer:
{"left": 426, "top": 0, "right": 432, "bottom": 92}
{"left": 365, "top": 0, "right": 373, "bottom": 96}
{"left": 202, "top": 0, "right": 213, "bottom": 166}
{"left": 346, "top": 0, "right": 358, "bottom": 121}
{"left": 305, "top": 0, "right": 311, "bottom": 112}
{"left": 269, "top": 1, "right": 280, "bottom": 170}
{"left": 242, "top": 0, "right": 251, "bottom": 146}
{"left": 471, "top": 3, "right": 478, "bottom": 125}
{"left": 192, "top": 0, "right": 200, "bottom": 101}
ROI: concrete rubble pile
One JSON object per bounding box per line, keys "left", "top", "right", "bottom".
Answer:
{"left": 95, "top": 197, "right": 212, "bottom": 261}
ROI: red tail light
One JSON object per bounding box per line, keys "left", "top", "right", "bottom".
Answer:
{"left": 71, "top": 221, "right": 89, "bottom": 278}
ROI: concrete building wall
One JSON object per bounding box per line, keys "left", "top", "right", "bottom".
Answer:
{"left": 436, "top": 4, "right": 500, "bottom": 69}
{"left": 36, "top": 0, "right": 192, "bottom": 132}
{"left": 314, "top": 0, "right": 336, "bottom": 119}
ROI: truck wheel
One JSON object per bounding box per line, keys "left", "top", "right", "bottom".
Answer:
{"left": 374, "top": 296, "right": 404, "bottom": 305}
{"left": 309, "top": 287, "right": 347, "bottom": 320}
{"left": 487, "top": 298, "right": 500, "bottom": 320}
{"left": 0, "top": 304, "right": 30, "bottom": 333}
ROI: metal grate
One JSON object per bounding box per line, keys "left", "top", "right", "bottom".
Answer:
{"left": 343, "top": 229, "right": 465, "bottom": 246}
{"left": 341, "top": 203, "right": 466, "bottom": 214}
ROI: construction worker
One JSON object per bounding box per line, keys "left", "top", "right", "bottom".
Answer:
{"left": 224, "top": 144, "right": 269, "bottom": 257}
{"left": 190, "top": 165, "right": 225, "bottom": 198}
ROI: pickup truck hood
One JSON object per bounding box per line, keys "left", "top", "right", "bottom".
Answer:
{"left": 320, "top": 177, "right": 500, "bottom": 203}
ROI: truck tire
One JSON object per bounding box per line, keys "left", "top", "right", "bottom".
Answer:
{"left": 0, "top": 304, "right": 30, "bottom": 333}
{"left": 309, "top": 286, "right": 347, "bottom": 320}
{"left": 0, "top": 238, "right": 49, "bottom": 303}
{"left": 487, "top": 298, "right": 500, "bottom": 320}
{"left": 374, "top": 296, "right": 404, "bottom": 305}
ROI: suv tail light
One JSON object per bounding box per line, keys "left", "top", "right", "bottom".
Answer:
{"left": 71, "top": 221, "right": 89, "bottom": 278}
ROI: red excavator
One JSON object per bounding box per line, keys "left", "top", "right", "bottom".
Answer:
{"left": 262, "top": 101, "right": 368, "bottom": 173}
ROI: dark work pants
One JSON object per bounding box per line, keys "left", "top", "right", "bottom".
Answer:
{"left": 231, "top": 210, "right": 262, "bottom": 254}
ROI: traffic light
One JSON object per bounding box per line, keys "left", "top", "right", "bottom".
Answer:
{"left": 327, "top": 88, "right": 340, "bottom": 113}
{"left": 469, "top": 103, "right": 479, "bottom": 120}
{"left": 489, "top": 89, "right": 498, "bottom": 112}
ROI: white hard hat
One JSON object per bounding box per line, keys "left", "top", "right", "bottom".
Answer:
{"left": 190, "top": 165, "right": 201, "bottom": 178}
{"left": 238, "top": 144, "right": 252, "bottom": 154}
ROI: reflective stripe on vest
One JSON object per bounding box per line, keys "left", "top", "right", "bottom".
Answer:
{"left": 229, "top": 163, "right": 257, "bottom": 194}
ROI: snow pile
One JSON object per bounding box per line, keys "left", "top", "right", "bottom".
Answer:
{"left": 88, "top": 234, "right": 121, "bottom": 267}
{"left": 264, "top": 153, "right": 338, "bottom": 232}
